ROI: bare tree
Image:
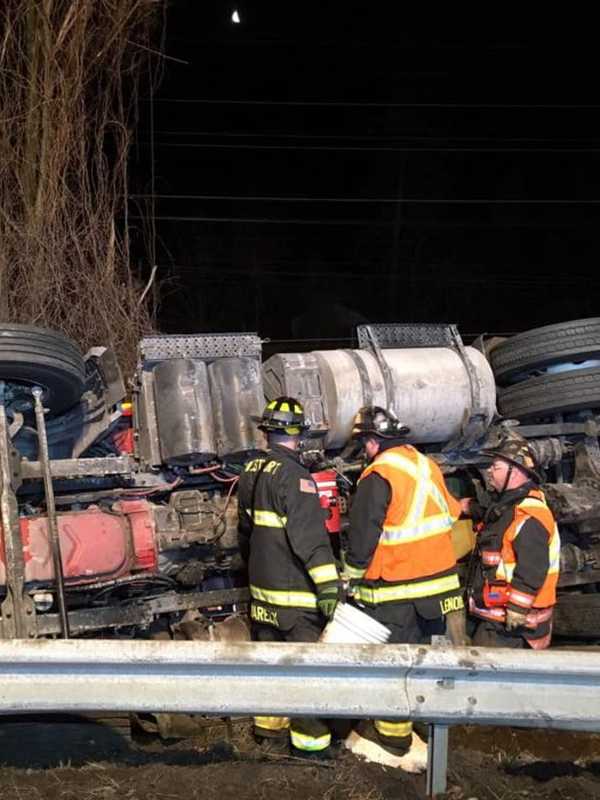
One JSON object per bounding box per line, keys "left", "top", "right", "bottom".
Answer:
{"left": 0, "top": 0, "right": 162, "bottom": 375}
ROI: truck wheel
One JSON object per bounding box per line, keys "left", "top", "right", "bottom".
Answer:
{"left": 490, "top": 318, "right": 600, "bottom": 385}
{"left": 498, "top": 366, "right": 600, "bottom": 420}
{"left": 0, "top": 323, "right": 86, "bottom": 415}
{"left": 554, "top": 593, "right": 600, "bottom": 639}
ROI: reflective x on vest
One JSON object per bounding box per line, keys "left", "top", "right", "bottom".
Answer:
{"left": 365, "top": 450, "right": 454, "bottom": 545}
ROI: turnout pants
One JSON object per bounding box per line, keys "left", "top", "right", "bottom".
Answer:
{"left": 252, "top": 608, "right": 331, "bottom": 753}
{"left": 355, "top": 600, "right": 446, "bottom": 755}
{"left": 471, "top": 617, "right": 552, "bottom": 649}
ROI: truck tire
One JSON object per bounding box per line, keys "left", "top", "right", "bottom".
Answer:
{"left": 498, "top": 366, "right": 600, "bottom": 420}
{"left": 0, "top": 323, "right": 86, "bottom": 415}
{"left": 554, "top": 593, "right": 600, "bottom": 639}
{"left": 490, "top": 318, "right": 600, "bottom": 385}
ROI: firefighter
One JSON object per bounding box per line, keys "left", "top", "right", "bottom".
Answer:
{"left": 238, "top": 396, "right": 342, "bottom": 757}
{"left": 342, "top": 406, "right": 465, "bottom": 772}
{"left": 465, "top": 430, "right": 560, "bottom": 649}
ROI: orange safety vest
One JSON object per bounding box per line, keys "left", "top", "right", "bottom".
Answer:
{"left": 479, "top": 489, "right": 560, "bottom": 611}
{"left": 356, "top": 445, "right": 460, "bottom": 597}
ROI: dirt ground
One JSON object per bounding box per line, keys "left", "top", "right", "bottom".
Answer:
{"left": 1, "top": 716, "right": 600, "bottom": 800}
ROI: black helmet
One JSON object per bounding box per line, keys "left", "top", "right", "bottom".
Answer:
{"left": 253, "top": 396, "right": 309, "bottom": 435}
{"left": 351, "top": 406, "right": 410, "bottom": 440}
{"left": 481, "top": 428, "right": 541, "bottom": 483}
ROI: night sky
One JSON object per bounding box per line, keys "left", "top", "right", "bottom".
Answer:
{"left": 132, "top": 5, "right": 600, "bottom": 352}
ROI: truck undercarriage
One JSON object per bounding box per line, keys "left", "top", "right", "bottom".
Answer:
{"left": 1, "top": 320, "right": 600, "bottom": 642}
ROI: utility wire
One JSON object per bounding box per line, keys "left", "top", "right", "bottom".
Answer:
{"left": 159, "top": 265, "right": 600, "bottom": 286}
{"left": 151, "top": 130, "right": 600, "bottom": 144}
{"left": 137, "top": 141, "right": 600, "bottom": 153}
{"left": 129, "top": 215, "right": 391, "bottom": 226}
{"left": 130, "top": 194, "right": 600, "bottom": 205}
{"left": 152, "top": 99, "right": 600, "bottom": 109}
{"left": 127, "top": 215, "right": 600, "bottom": 228}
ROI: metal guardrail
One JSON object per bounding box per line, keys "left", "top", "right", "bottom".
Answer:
{"left": 1, "top": 641, "right": 599, "bottom": 795}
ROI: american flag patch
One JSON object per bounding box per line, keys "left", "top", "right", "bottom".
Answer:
{"left": 299, "top": 478, "right": 317, "bottom": 494}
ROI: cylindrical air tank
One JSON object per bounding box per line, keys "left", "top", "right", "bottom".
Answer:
{"left": 263, "top": 347, "right": 496, "bottom": 448}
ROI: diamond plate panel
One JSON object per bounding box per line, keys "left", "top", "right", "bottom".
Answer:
{"left": 357, "top": 323, "right": 459, "bottom": 350}
{"left": 140, "top": 333, "right": 262, "bottom": 363}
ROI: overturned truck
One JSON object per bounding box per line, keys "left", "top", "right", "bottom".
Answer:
{"left": 1, "top": 320, "right": 599, "bottom": 641}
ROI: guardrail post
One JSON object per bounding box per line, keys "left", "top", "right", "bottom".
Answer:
{"left": 426, "top": 723, "right": 448, "bottom": 797}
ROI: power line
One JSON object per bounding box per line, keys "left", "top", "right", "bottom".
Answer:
{"left": 127, "top": 215, "right": 600, "bottom": 228}
{"left": 131, "top": 194, "right": 600, "bottom": 205}
{"left": 129, "top": 215, "right": 391, "bottom": 226}
{"left": 155, "top": 264, "right": 600, "bottom": 286}
{"left": 137, "top": 141, "right": 600, "bottom": 153}
{"left": 152, "top": 99, "right": 600, "bottom": 109}
{"left": 151, "top": 130, "right": 600, "bottom": 144}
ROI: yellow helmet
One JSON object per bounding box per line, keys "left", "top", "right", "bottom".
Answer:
{"left": 253, "top": 396, "right": 308, "bottom": 435}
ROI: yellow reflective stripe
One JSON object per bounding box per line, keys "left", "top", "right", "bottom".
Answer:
{"left": 294, "top": 403, "right": 303, "bottom": 414}
{"left": 407, "top": 451, "right": 451, "bottom": 519}
{"left": 308, "top": 563, "right": 339, "bottom": 584}
{"left": 344, "top": 563, "right": 367, "bottom": 579}
{"left": 365, "top": 450, "right": 454, "bottom": 542}
{"left": 404, "top": 456, "right": 430, "bottom": 526}
{"left": 512, "top": 518, "right": 528, "bottom": 541}
{"left": 374, "top": 720, "right": 412, "bottom": 738}
{"left": 249, "top": 510, "right": 288, "bottom": 528}
{"left": 380, "top": 512, "right": 454, "bottom": 545}
{"left": 549, "top": 525, "right": 561, "bottom": 572}
{"left": 267, "top": 400, "right": 277, "bottom": 410}
{"left": 427, "top": 477, "right": 451, "bottom": 515}
{"left": 355, "top": 574, "right": 460, "bottom": 603}
{"left": 254, "top": 716, "right": 290, "bottom": 731}
{"left": 280, "top": 401, "right": 290, "bottom": 412}
{"left": 369, "top": 450, "right": 419, "bottom": 479}
{"left": 496, "top": 560, "right": 514, "bottom": 581}
{"left": 505, "top": 514, "right": 561, "bottom": 578}
{"left": 519, "top": 497, "right": 546, "bottom": 509}
{"left": 251, "top": 585, "right": 318, "bottom": 609}
{"left": 290, "top": 730, "right": 331, "bottom": 751}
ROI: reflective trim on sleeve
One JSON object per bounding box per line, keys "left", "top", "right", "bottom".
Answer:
{"left": 290, "top": 729, "right": 331, "bottom": 752}
{"left": 343, "top": 562, "right": 367, "bottom": 579}
{"left": 374, "top": 720, "right": 413, "bottom": 738}
{"left": 308, "top": 563, "right": 339, "bottom": 584}
{"left": 248, "top": 509, "right": 288, "bottom": 528}
{"left": 507, "top": 587, "right": 536, "bottom": 609}
{"left": 481, "top": 550, "right": 501, "bottom": 566}
{"left": 355, "top": 573, "right": 460, "bottom": 604}
{"left": 469, "top": 596, "right": 554, "bottom": 628}
{"left": 250, "top": 585, "right": 318, "bottom": 609}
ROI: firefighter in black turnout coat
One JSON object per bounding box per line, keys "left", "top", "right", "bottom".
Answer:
{"left": 238, "top": 397, "right": 341, "bottom": 756}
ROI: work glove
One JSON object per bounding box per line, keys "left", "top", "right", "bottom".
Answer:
{"left": 505, "top": 607, "right": 528, "bottom": 631}
{"left": 317, "top": 581, "right": 342, "bottom": 620}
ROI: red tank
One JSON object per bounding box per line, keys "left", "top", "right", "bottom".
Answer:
{"left": 0, "top": 500, "right": 157, "bottom": 587}
{"left": 312, "top": 469, "right": 341, "bottom": 534}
